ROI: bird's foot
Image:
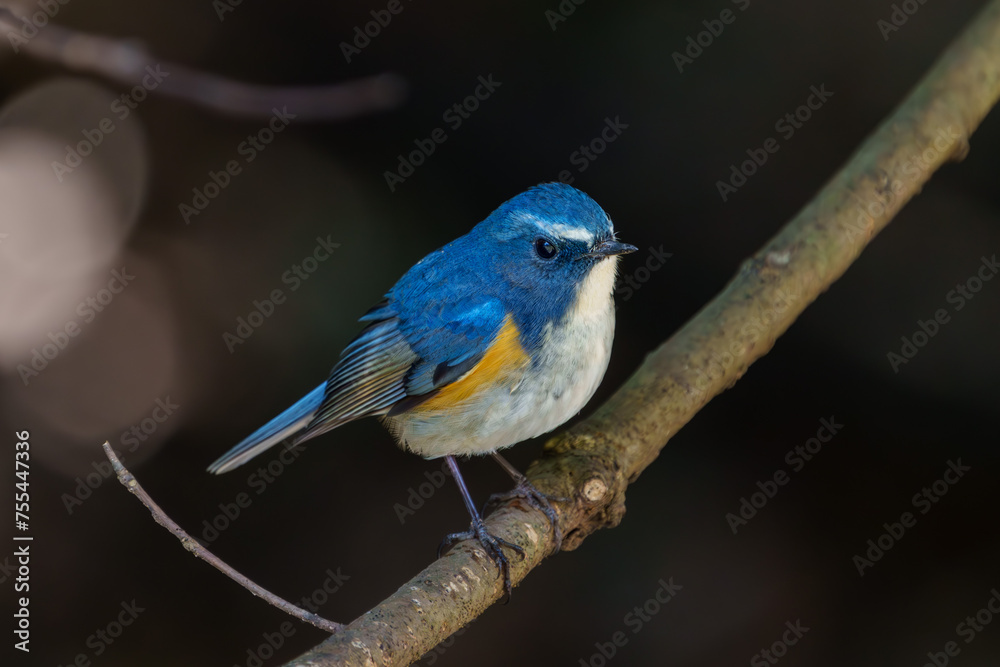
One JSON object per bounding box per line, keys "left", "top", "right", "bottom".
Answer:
{"left": 438, "top": 517, "right": 525, "bottom": 598}
{"left": 486, "top": 477, "right": 565, "bottom": 553}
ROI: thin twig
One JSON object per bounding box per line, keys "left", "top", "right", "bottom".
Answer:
{"left": 0, "top": 7, "right": 407, "bottom": 120}
{"left": 285, "top": 0, "right": 1000, "bottom": 664}
{"left": 100, "top": 442, "right": 343, "bottom": 634}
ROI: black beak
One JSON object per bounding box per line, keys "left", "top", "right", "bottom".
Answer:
{"left": 584, "top": 240, "right": 638, "bottom": 258}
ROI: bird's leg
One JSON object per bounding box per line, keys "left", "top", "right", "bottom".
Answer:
{"left": 438, "top": 455, "right": 524, "bottom": 597}
{"left": 486, "top": 452, "right": 564, "bottom": 552}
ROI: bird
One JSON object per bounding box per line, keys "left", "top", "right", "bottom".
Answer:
{"left": 207, "top": 182, "right": 636, "bottom": 594}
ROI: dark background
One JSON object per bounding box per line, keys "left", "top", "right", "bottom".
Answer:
{"left": 2, "top": 0, "right": 999, "bottom": 665}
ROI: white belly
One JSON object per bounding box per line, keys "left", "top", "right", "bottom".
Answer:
{"left": 386, "top": 258, "right": 619, "bottom": 458}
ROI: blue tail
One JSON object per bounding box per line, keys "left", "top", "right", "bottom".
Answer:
{"left": 207, "top": 384, "right": 325, "bottom": 474}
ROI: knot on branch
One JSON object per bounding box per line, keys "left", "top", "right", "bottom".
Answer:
{"left": 532, "top": 432, "right": 628, "bottom": 551}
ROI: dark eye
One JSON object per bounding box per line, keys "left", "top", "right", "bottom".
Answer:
{"left": 534, "top": 238, "right": 557, "bottom": 259}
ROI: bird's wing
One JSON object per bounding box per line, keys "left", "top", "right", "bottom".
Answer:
{"left": 296, "top": 295, "right": 509, "bottom": 442}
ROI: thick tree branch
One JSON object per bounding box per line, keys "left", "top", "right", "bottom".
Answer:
{"left": 286, "top": 1, "right": 1000, "bottom": 665}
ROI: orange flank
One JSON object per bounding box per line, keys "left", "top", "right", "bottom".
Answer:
{"left": 414, "top": 315, "right": 530, "bottom": 412}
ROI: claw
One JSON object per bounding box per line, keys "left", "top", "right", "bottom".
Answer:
{"left": 488, "top": 453, "right": 565, "bottom": 553}
{"left": 487, "top": 477, "right": 565, "bottom": 553}
{"left": 438, "top": 515, "right": 525, "bottom": 598}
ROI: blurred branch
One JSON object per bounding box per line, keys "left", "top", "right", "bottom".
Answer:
{"left": 285, "top": 1, "right": 1000, "bottom": 665}
{"left": 100, "top": 443, "right": 343, "bottom": 634}
{"left": 0, "top": 6, "right": 406, "bottom": 120}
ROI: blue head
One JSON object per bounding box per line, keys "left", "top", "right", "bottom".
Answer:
{"left": 468, "top": 183, "right": 636, "bottom": 345}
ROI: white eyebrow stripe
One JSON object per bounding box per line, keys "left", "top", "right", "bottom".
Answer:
{"left": 543, "top": 223, "right": 594, "bottom": 242}
{"left": 516, "top": 213, "right": 595, "bottom": 243}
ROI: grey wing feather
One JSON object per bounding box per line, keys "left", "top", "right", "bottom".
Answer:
{"left": 296, "top": 317, "right": 419, "bottom": 443}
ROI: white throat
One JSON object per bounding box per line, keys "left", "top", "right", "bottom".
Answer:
{"left": 573, "top": 255, "right": 620, "bottom": 321}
